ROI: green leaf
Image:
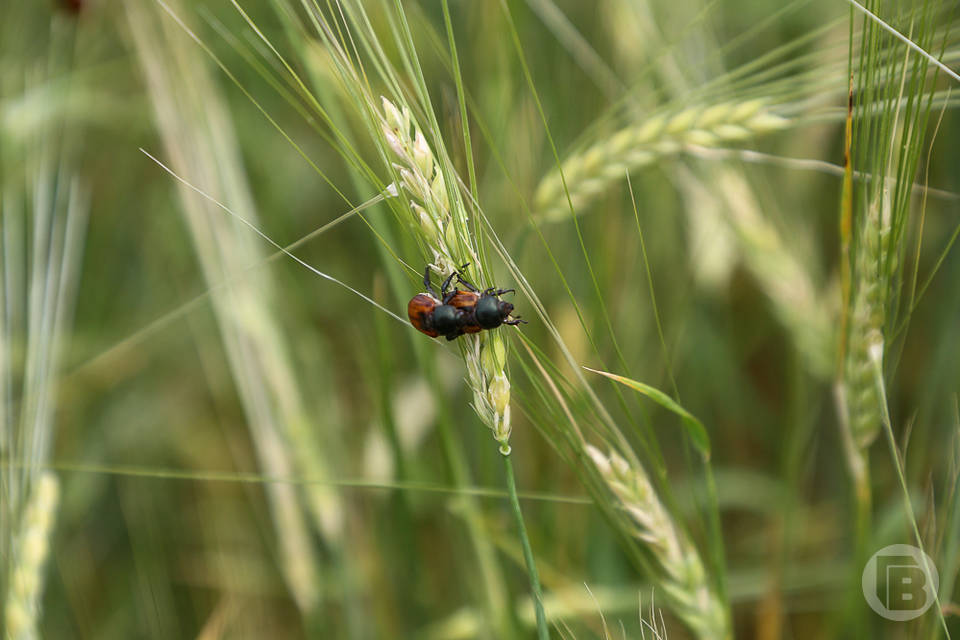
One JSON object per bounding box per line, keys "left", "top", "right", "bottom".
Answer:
{"left": 583, "top": 367, "right": 711, "bottom": 459}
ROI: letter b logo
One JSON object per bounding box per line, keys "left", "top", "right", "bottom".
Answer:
{"left": 863, "top": 545, "right": 939, "bottom": 621}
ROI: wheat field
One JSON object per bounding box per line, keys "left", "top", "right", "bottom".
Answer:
{"left": 2, "top": 0, "right": 960, "bottom": 638}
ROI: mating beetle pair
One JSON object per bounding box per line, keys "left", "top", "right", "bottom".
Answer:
{"left": 408, "top": 265, "right": 523, "bottom": 341}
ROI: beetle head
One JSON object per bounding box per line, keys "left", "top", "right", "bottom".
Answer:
{"left": 476, "top": 295, "right": 513, "bottom": 329}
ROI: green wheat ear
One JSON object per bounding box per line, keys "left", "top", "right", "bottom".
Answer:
{"left": 586, "top": 446, "right": 729, "bottom": 640}
{"left": 4, "top": 473, "right": 59, "bottom": 640}
{"left": 380, "top": 96, "right": 513, "bottom": 453}
{"left": 534, "top": 101, "right": 789, "bottom": 221}
{"left": 837, "top": 0, "right": 943, "bottom": 475}
{"left": 843, "top": 188, "right": 889, "bottom": 451}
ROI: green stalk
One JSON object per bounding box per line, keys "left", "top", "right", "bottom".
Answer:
{"left": 503, "top": 454, "right": 549, "bottom": 640}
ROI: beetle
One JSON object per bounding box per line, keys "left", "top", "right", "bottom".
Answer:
{"left": 407, "top": 267, "right": 465, "bottom": 340}
{"left": 407, "top": 264, "right": 523, "bottom": 341}
{"left": 446, "top": 272, "right": 523, "bottom": 334}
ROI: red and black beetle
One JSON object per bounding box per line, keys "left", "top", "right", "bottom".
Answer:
{"left": 407, "top": 265, "right": 523, "bottom": 341}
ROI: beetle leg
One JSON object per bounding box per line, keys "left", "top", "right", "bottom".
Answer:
{"left": 494, "top": 288, "right": 515, "bottom": 296}
{"left": 458, "top": 275, "right": 480, "bottom": 292}
{"left": 441, "top": 270, "right": 459, "bottom": 297}
{"left": 504, "top": 316, "right": 527, "bottom": 326}
{"left": 423, "top": 266, "right": 439, "bottom": 298}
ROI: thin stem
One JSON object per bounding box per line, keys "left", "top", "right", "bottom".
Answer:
{"left": 872, "top": 353, "right": 951, "bottom": 640}
{"left": 851, "top": 461, "right": 873, "bottom": 632}
{"left": 702, "top": 462, "right": 729, "bottom": 609}
{"left": 503, "top": 454, "right": 549, "bottom": 640}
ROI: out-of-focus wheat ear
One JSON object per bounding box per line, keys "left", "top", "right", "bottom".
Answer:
{"left": 534, "top": 101, "right": 790, "bottom": 222}
{"left": 2, "top": 30, "right": 89, "bottom": 630}
{"left": 712, "top": 168, "right": 834, "bottom": 378}
{"left": 835, "top": 186, "right": 893, "bottom": 603}
{"left": 674, "top": 163, "right": 834, "bottom": 377}
{"left": 842, "top": 189, "right": 889, "bottom": 452}
{"left": 4, "top": 472, "right": 59, "bottom": 640}
{"left": 127, "top": 0, "right": 339, "bottom": 613}
{"left": 836, "top": 186, "right": 888, "bottom": 522}
{"left": 585, "top": 445, "right": 730, "bottom": 640}
{"left": 836, "top": 0, "right": 944, "bottom": 475}
{"left": 832, "top": 12, "right": 947, "bottom": 632}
